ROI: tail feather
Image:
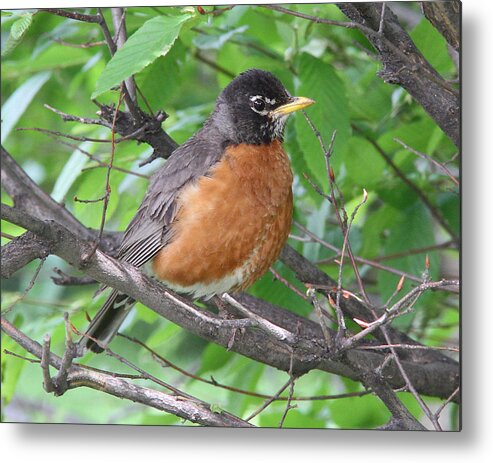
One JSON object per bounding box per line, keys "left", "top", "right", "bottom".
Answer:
{"left": 79, "top": 290, "right": 135, "bottom": 353}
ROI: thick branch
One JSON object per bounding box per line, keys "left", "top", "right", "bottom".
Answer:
{"left": 337, "top": 3, "right": 459, "bottom": 147}
{"left": 1, "top": 231, "right": 51, "bottom": 279}
{"left": 97, "top": 105, "right": 178, "bottom": 162}
{"left": 1, "top": 145, "right": 90, "bottom": 239}
{"left": 421, "top": 1, "right": 460, "bottom": 51}
{"left": 1, "top": 146, "right": 120, "bottom": 272}
{"left": 1, "top": 203, "right": 460, "bottom": 402}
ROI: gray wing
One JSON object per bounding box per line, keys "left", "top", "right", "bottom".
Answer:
{"left": 117, "top": 129, "right": 225, "bottom": 268}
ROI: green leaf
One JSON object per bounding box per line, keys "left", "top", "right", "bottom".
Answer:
{"left": 345, "top": 136, "right": 387, "bottom": 189}
{"left": 135, "top": 40, "right": 185, "bottom": 110}
{"left": 411, "top": 18, "right": 455, "bottom": 76}
{"left": 197, "top": 343, "right": 234, "bottom": 375}
{"left": 1, "top": 326, "right": 27, "bottom": 405}
{"left": 348, "top": 63, "right": 393, "bottom": 124}
{"left": 1, "top": 71, "right": 51, "bottom": 144}
{"left": 1, "top": 13, "right": 33, "bottom": 56}
{"left": 284, "top": 121, "right": 322, "bottom": 205}
{"left": 377, "top": 202, "right": 439, "bottom": 302}
{"left": 2, "top": 45, "right": 91, "bottom": 80}
{"left": 294, "top": 53, "right": 350, "bottom": 193}
{"left": 51, "top": 142, "right": 90, "bottom": 202}
{"left": 72, "top": 168, "right": 124, "bottom": 229}
{"left": 329, "top": 394, "right": 390, "bottom": 428}
{"left": 92, "top": 13, "right": 195, "bottom": 98}
{"left": 378, "top": 114, "right": 437, "bottom": 154}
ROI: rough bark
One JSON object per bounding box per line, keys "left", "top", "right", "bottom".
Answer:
{"left": 337, "top": 2, "right": 460, "bottom": 147}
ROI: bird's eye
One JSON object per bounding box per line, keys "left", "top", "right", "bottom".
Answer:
{"left": 249, "top": 95, "right": 268, "bottom": 114}
{"left": 253, "top": 98, "right": 265, "bottom": 111}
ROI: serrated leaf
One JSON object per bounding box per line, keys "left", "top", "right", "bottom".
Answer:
{"left": 1, "top": 13, "right": 33, "bottom": 56}
{"left": 92, "top": 13, "right": 195, "bottom": 98}
{"left": 345, "top": 136, "right": 386, "bottom": 189}
{"left": 295, "top": 53, "right": 350, "bottom": 193}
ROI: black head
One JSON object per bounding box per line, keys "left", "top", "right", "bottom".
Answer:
{"left": 209, "top": 69, "right": 314, "bottom": 145}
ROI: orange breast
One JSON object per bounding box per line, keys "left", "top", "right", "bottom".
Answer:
{"left": 151, "top": 140, "right": 293, "bottom": 298}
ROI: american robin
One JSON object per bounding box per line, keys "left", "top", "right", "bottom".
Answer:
{"left": 80, "top": 69, "right": 315, "bottom": 353}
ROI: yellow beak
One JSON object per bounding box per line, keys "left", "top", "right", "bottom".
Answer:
{"left": 270, "top": 96, "right": 315, "bottom": 117}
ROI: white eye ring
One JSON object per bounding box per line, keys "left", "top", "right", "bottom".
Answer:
{"left": 253, "top": 98, "right": 265, "bottom": 111}
{"left": 249, "top": 95, "right": 269, "bottom": 115}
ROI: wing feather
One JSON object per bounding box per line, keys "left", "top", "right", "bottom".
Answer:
{"left": 117, "top": 128, "right": 225, "bottom": 268}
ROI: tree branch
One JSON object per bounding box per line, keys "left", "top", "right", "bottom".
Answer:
{"left": 1, "top": 202, "right": 460, "bottom": 404}
{"left": 337, "top": 2, "right": 459, "bottom": 147}
{"left": 0, "top": 317, "right": 252, "bottom": 427}
{"left": 421, "top": 1, "right": 460, "bottom": 51}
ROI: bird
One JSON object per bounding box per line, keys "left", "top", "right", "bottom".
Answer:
{"left": 79, "top": 68, "right": 315, "bottom": 353}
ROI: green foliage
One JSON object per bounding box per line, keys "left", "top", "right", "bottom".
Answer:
{"left": 92, "top": 11, "right": 198, "bottom": 98}
{"left": 1, "top": 4, "right": 459, "bottom": 429}
{"left": 295, "top": 53, "right": 350, "bottom": 191}
{"left": 1, "top": 12, "right": 34, "bottom": 57}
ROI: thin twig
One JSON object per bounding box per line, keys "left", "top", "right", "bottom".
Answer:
{"left": 111, "top": 8, "right": 137, "bottom": 103}
{"left": 85, "top": 86, "right": 124, "bottom": 261}
{"left": 44, "top": 104, "right": 112, "bottom": 128}
{"left": 279, "top": 351, "right": 297, "bottom": 428}
{"left": 3, "top": 258, "right": 46, "bottom": 315}
{"left": 378, "top": 3, "right": 386, "bottom": 34}
{"left": 371, "top": 240, "right": 457, "bottom": 262}
{"left": 353, "top": 125, "right": 459, "bottom": 242}
{"left": 118, "top": 333, "right": 371, "bottom": 402}
{"left": 41, "top": 334, "right": 55, "bottom": 393}
{"left": 194, "top": 51, "right": 235, "bottom": 78}
{"left": 356, "top": 343, "right": 459, "bottom": 353}
{"left": 307, "top": 288, "right": 333, "bottom": 348}
{"left": 381, "top": 327, "right": 443, "bottom": 431}
{"left": 246, "top": 378, "right": 292, "bottom": 422}
{"left": 51, "top": 37, "right": 105, "bottom": 48}
{"left": 23, "top": 126, "right": 149, "bottom": 179}
{"left": 294, "top": 221, "right": 425, "bottom": 286}
{"left": 221, "top": 293, "right": 297, "bottom": 344}
{"left": 302, "top": 113, "right": 371, "bottom": 319}
{"left": 42, "top": 8, "right": 100, "bottom": 23}
{"left": 394, "top": 138, "right": 459, "bottom": 187}
{"left": 17, "top": 124, "right": 147, "bottom": 146}
{"left": 269, "top": 266, "right": 309, "bottom": 300}
{"left": 1, "top": 231, "right": 17, "bottom": 240}
{"left": 54, "top": 313, "right": 77, "bottom": 393}
{"left": 434, "top": 386, "right": 460, "bottom": 420}
{"left": 103, "top": 346, "right": 195, "bottom": 399}
{"left": 383, "top": 275, "right": 406, "bottom": 309}
{"left": 344, "top": 279, "right": 459, "bottom": 350}
{"left": 334, "top": 188, "right": 368, "bottom": 341}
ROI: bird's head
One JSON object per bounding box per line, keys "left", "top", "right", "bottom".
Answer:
{"left": 211, "top": 69, "right": 315, "bottom": 145}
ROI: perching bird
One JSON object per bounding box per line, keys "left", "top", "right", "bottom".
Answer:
{"left": 79, "top": 69, "right": 314, "bottom": 353}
